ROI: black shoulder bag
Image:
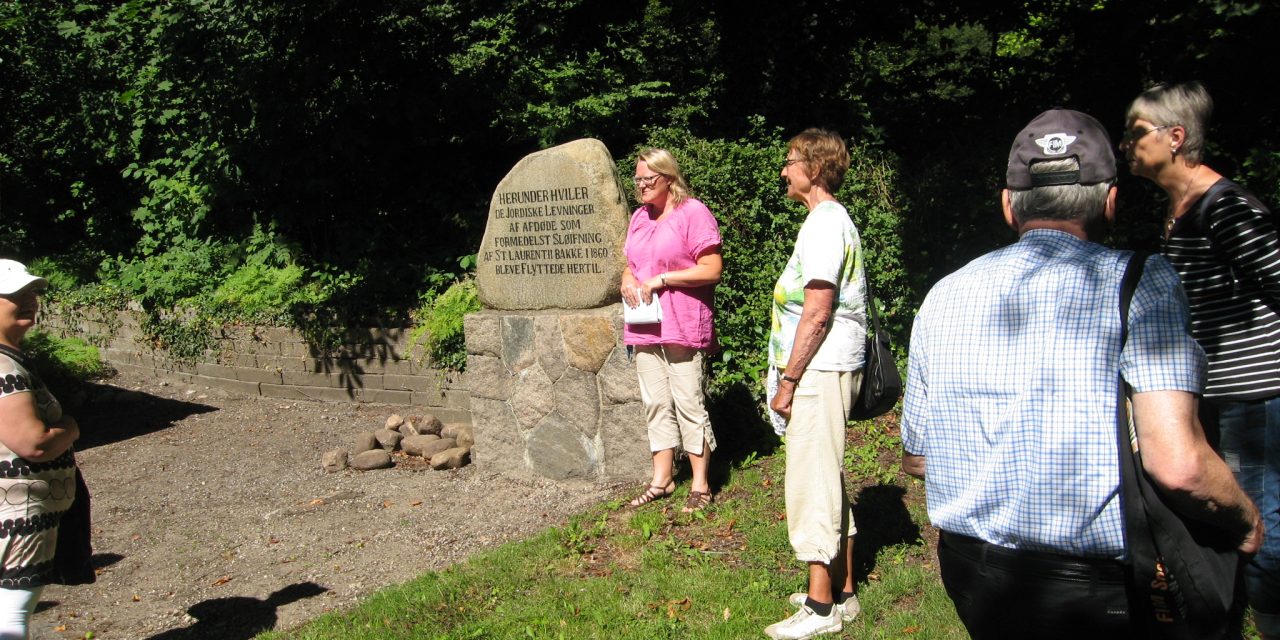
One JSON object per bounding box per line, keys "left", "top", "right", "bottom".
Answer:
{"left": 848, "top": 278, "right": 902, "bottom": 421}
{"left": 1116, "top": 252, "right": 1241, "bottom": 639}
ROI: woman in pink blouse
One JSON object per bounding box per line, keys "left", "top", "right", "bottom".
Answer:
{"left": 621, "top": 148, "right": 723, "bottom": 512}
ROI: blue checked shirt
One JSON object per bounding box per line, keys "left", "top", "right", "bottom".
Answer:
{"left": 901, "top": 230, "right": 1206, "bottom": 559}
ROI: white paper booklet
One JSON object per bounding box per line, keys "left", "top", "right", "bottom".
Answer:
{"left": 623, "top": 290, "right": 662, "bottom": 325}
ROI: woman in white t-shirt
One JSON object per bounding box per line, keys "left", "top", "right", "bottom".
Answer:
{"left": 763, "top": 129, "right": 867, "bottom": 640}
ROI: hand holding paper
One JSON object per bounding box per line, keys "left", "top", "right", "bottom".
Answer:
{"left": 623, "top": 286, "right": 662, "bottom": 324}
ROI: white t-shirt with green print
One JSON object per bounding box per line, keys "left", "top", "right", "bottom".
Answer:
{"left": 768, "top": 200, "right": 866, "bottom": 371}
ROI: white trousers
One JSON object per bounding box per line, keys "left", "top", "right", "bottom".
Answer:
{"left": 634, "top": 344, "right": 716, "bottom": 455}
{"left": 784, "top": 369, "right": 860, "bottom": 563}
{"left": 0, "top": 586, "right": 42, "bottom": 640}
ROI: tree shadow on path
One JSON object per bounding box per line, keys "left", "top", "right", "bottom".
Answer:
{"left": 72, "top": 381, "right": 217, "bottom": 450}
{"left": 144, "top": 582, "right": 329, "bottom": 640}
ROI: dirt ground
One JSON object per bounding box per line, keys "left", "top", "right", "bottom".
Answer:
{"left": 30, "top": 370, "right": 621, "bottom": 640}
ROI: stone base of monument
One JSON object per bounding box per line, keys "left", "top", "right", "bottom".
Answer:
{"left": 463, "top": 306, "right": 648, "bottom": 482}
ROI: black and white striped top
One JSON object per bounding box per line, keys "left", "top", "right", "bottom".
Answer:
{"left": 1162, "top": 178, "right": 1280, "bottom": 400}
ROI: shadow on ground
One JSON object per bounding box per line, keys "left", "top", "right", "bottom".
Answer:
{"left": 703, "top": 381, "right": 781, "bottom": 492}
{"left": 703, "top": 381, "right": 921, "bottom": 584}
{"left": 70, "top": 381, "right": 218, "bottom": 450}
{"left": 142, "top": 582, "right": 329, "bottom": 640}
{"left": 852, "top": 484, "right": 922, "bottom": 579}
{"left": 33, "top": 553, "right": 126, "bottom": 615}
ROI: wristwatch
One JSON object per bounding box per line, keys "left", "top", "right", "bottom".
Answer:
{"left": 781, "top": 373, "right": 802, "bottom": 384}
{"left": 660, "top": 273, "right": 668, "bottom": 286}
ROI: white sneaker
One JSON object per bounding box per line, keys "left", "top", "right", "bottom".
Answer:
{"left": 787, "top": 592, "right": 860, "bottom": 622}
{"left": 764, "top": 604, "right": 842, "bottom": 639}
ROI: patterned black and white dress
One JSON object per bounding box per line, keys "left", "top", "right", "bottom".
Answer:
{"left": 0, "top": 346, "right": 76, "bottom": 589}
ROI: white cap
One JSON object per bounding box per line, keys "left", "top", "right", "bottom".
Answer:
{"left": 0, "top": 259, "right": 48, "bottom": 295}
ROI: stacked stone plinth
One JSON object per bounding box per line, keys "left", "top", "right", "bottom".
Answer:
{"left": 463, "top": 307, "right": 647, "bottom": 481}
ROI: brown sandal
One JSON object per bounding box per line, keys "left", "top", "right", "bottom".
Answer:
{"left": 629, "top": 482, "right": 675, "bottom": 507}
{"left": 682, "top": 490, "right": 713, "bottom": 513}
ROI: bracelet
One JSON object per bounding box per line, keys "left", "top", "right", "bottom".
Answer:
{"left": 781, "top": 373, "right": 802, "bottom": 384}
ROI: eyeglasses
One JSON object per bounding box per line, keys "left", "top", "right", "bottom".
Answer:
{"left": 783, "top": 158, "right": 804, "bottom": 168}
{"left": 632, "top": 174, "right": 663, "bottom": 187}
{"left": 1119, "top": 125, "right": 1169, "bottom": 148}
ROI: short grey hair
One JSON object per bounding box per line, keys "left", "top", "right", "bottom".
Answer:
{"left": 1008, "top": 158, "right": 1112, "bottom": 223}
{"left": 1125, "top": 82, "right": 1213, "bottom": 164}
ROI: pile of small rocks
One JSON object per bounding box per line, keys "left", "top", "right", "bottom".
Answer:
{"left": 320, "top": 413, "right": 475, "bottom": 472}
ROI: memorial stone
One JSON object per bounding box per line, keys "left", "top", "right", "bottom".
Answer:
{"left": 466, "top": 139, "right": 648, "bottom": 483}
{"left": 475, "top": 138, "right": 628, "bottom": 310}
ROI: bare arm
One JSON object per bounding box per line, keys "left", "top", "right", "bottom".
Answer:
{"left": 1131, "top": 390, "right": 1263, "bottom": 553}
{"left": 769, "top": 281, "right": 836, "bottom": 420}
{"left": 902, "top": 452, "right": 926, "bottom": 479}
{"left": 636, "top": 246, "right": 724, "bottom": 304}
{"left": 621, "top": 266, "right": 641, "bottom": 308}
{"left": 0, "top": 393, "right": 79, "bottom": 462}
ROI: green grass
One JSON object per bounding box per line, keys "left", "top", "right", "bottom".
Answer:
{"left": 256, "top": 417, "right": 969, "bottom": 639}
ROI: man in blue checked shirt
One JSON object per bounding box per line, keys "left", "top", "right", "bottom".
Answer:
{"left": 900, "top": 108, "right": 1262, "bottom": 639}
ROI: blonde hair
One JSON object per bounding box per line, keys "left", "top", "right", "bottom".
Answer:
{"left": 635, "top": 148, "right": 692, "bottom": 209}
{"left": 787, "top": 128, "right": 850, "bottom": 192}
{"left": 1125, "top": 81, "right": 1213, "bottom": 164}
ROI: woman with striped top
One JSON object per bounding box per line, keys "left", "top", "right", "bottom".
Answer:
{"left": 1123, "top": 81, "right": 1280, "bottom": 639}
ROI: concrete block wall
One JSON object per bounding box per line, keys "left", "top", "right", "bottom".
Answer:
{"left": 38, "top": 304, "right": 471, "bottom": 424}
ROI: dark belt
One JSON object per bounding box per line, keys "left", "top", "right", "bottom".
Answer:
{"left": 940, "top": 531, "right": 1127, "bottom": 583}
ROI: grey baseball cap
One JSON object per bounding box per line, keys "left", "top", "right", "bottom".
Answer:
{"left": 1007, "top": 108, "right": 1117, "bottom": 189}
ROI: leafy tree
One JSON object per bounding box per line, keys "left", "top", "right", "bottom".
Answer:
{"left": 0, "top": 2, "right": 136, "bottom": 261}
{"left": 3, "top": 0, "right": 1279, "bottom": 355}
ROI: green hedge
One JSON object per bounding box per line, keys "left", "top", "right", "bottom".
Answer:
{"left": 633, "top": 123, "right": 911, "bottom": 399}
{"left": 31, "top": 124, "right": 913, "bottom": 388}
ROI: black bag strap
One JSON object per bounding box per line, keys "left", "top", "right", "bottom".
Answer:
{"left": 1168, "top": 179, "right": 1230, "bottom": 239}
{"left": 1195, "top": 180, "right": 1234, "bottom": 221}
{"left": 0, "top": 342, "right": 24, "bottom": 364}
{"left": 1115, "top": 251, "right": 1237, "bottom": 639}
{"left": 1118, "top": 252, "right": 1147, "bottom": 371}
{"left": 1116, "top": 251, "right": 1148, "bottom": 556}
{"left": 864, "top": 273, "right": 887, "bottom": 343}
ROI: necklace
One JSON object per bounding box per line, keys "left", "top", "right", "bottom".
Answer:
{"left": 1165, "top": 165, "right": 1204, "bottom": 237}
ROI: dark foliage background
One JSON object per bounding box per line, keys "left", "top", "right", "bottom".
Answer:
{"left": 3, "top": 0, "right": 1277, "bottom": 391}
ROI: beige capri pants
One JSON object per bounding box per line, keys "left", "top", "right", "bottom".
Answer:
{"left": 783, "top": 368, "right": 860, "bottom": 563}
{"left": 634, "top": 344, "right": 717, "bottom": 456}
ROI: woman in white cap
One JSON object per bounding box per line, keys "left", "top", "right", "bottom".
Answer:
{"left": 0, "top": 259, "right": 80, "bottom": 639}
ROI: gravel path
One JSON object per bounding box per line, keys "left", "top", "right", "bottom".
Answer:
{"left": 31, "top": 371, "right": 618, "bottom": 639}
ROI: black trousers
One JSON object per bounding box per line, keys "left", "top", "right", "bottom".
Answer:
{"left": 938, "top": 531, "right": 1134, "bottom": 640}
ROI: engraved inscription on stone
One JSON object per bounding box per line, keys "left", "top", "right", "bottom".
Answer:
{"left": 475, "top": 138, "right": 628, "bottom": 310}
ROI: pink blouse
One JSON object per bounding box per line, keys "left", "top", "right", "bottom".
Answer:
{"left": 623, "top": 197, "right": 721, "bottom": 349}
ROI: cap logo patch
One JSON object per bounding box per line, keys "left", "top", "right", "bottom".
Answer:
{"left": 1035, "top": 133, "right": 1076, "bottom": 156}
